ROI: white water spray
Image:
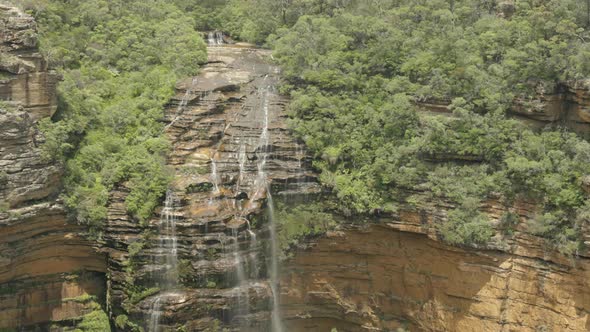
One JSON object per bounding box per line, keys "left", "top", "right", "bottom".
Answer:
{"left": 252, "top": 83, "right": 284, "bottom": 332}
{"left": 148, "top": 190, "right": 180, "bottom": 331}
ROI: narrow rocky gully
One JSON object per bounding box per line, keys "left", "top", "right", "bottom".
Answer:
{"left": 103, "top": 35, "right": 320, "bottom": 331}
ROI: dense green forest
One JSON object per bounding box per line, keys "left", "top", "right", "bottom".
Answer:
{"left": 28, "top": 0, "right": 590, "bottom": 254}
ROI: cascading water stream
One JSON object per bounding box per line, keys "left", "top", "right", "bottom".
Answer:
{"left": 148, "top": 190, "right": 180, "bottom": 332}
{"left": 252, "top": 81, "right": 284, "bottom": 332}
{"left": 236, "top": 141, "right": 247, "bottom": 194}
{"left": 166, "top": 78, "right": 197, "bottom": 130}
{"left": 148, "top": 297, "right": 162, "bottom": 331}
{"left": 207, "top": 32, "right": 216, "bottom": 46}
{"left": 207, "top": 31, "right": 225, "bottom": 46}
{"left": 232, "top": 228, "right": 249, "bottom": 316}
{"left": 216, "top": 31, "right": 224, "bottom": 45}
{"left": 211, "top": 157, "right": 220, "bottom": 194}
{"left": 266, "top": 191, "right": 283, "bottom": 332}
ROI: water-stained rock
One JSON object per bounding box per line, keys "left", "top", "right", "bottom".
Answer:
{"left": 104, "top": 44, "right": 319, "bottom": 331}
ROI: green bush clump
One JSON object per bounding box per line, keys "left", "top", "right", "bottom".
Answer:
{"left": 74, "top": 302, "right": 110, "bottom": 332}
{"left": 276, "top": 202, "right": 337, "bottom": 255}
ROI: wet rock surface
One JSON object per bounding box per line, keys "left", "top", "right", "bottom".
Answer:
{"left": 104, "top": 44, "right": 319, "bottom": 331}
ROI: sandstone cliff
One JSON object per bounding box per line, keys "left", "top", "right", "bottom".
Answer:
{"left": 0, "top": 5, "right": 106, "bottom": 330}
{"left": 2, "top": 5, "right": 590, "bottom": 332}
{"left": 280, "top": 197, "right": 590, "bottom": 332}
{"left": 104, "top": 44, "right": 319, "bottom": 331}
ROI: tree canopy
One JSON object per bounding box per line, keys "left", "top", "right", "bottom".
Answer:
{"left": 208, "top": 0, "right": 590, "bottom": 252}
{"left": 30, "top": 0, "right": 207, "bottom": 231}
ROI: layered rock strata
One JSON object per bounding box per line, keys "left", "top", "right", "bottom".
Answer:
{"left": 281, "top": 197, "right": 590, "bottom": 332}
{"left": 417, "top": 80, "right": 590, "bottom": 138}
{"left": 0, "top": 5, "right": 107, "bottom": 330}
{"left": 104, "top": 44, "right": 319, "bottom": 331}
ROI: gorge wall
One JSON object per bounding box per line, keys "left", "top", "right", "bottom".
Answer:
{"left": 104, "top": 43, "right": 319, "bottom": 331}
{"left": 1, "top": 4, "right": 590, "bottom": 332}
{"left": 0, "top": 5, "right": 107, "bottom": 330}
{"left": 280, "top": 198, "right": 590, "bottom": 332}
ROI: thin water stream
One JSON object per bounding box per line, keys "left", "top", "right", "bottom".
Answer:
{"left": 148, "top": 190, "right": 181, "bottom": 332}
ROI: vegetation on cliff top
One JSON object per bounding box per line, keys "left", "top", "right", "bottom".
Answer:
{"left": 205, "top": 0, "right": 590, "bottom": 254}
{"left": 29, "top": 0, "right": 590, "bottom": 254}
{"left": 26, "top": 0, "right": 207, "bottom": 232}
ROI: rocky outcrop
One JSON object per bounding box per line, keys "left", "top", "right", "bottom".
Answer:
{"left": 0, "top": 5, "right": 106, "bottom": 330}
{"left": 104, "top": 44, "right": 319, "bottom": 331}
{"left": 280, "top": 196, "right": 590, "bottom": 332}
{"left": 0, "top": 4, "right": 58, "bottom": 121}
{"left": 510, "top": 81, "right": 590, "bottom": 137}
{"left": 416, "top": 80, "right": 590, "bottom": 138}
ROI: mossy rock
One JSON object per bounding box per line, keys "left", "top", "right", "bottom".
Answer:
{"left": 186, "top": 182, "right": 214, "bottom": 193}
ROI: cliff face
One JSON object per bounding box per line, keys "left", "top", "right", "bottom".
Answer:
{"left": 0, "top": 5, "right": 106, "bottom": 330}
{"left": 511, "top": 81, "right": 590, "bottom": 137}
{"left": 104, "top": 44, "right": 319, "bottom": 331}
{"left": 280, "top": 199, "right": 590, "bottom": 332}
{"left": 2, "top": 5, "right": 590, "bottom": 332}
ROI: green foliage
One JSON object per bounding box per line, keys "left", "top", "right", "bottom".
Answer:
{"left": 63, "top": 293, "right": 95, "bottom": 304}
{"left": 276, "top": 202, "right": 337, "bottom": 255}
{"left": 129, "top": 287, "right": 159, "bottom": 305}
{"left": 0, "top": 201, "right": 8, "bottom": 213}
{"left": 0, "top": 171, "right": 8, "bottom": 187}
{"left": 35, "top": 0, "right": 206, "bottom": 232}
{"left": 178, "top": 259, "right": 193, "bottom": 281}
{"left": 260, "top": 0, "right": 590, "bottom": 251}
{"left": 127, "top": 240, "right": 145, "bottom": 258}
{"left": 114, "top": 315, "right": 129, "bottom": 329}
{"left": 437, "top": 197, "right": 494, "bottom": 246}
{"left": 74, "top": 302, "right": 111, "bottom": 332}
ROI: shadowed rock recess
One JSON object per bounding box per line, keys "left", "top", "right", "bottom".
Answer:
{"left": 2, "top": 5, "right": 590, "bottom": 332}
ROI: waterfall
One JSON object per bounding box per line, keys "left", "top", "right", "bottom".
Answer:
{"left": 232, "top": 228, "right": 249, "bottom": 316}
{"left": 236, "top": 142, "right": 247, "bottom": 193}
{"left": 216, "top": 31, "right": 224, "bottom": 45}
{"left": 252, "top": 83, "right": 284, "bottom": 332}
{"left": 208, "top": 32, "right": 216, "bottom": 46}
{"left": 148, "top": 297, "right": 162, "bottom": 332}
{"left": 148, "top": 190, "right": 180, "bottom": 331}
{"left": 166, "top": 78, "right": 197, "bottom": 129}
{"left": 266, "top": 192, "right": 283, "bottom": 332}
{"left": 211, "top": 157, "right": 220, "bottom": 194}
{"left": 160, "top": 190, "right": 179, "bottom": 285}
{"left": 207, "top": 31, "right": 225, "bottom": 46}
